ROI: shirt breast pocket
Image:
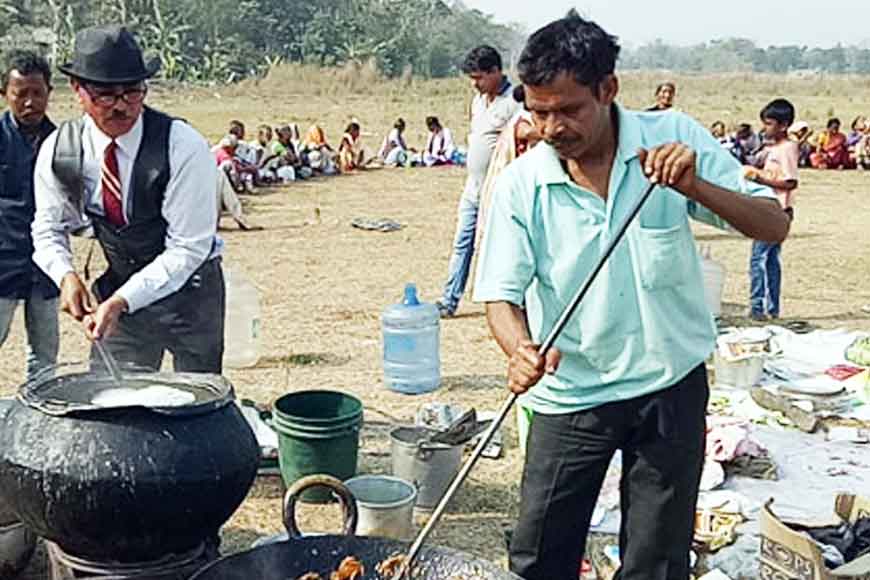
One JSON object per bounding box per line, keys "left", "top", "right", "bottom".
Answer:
{"left": 636, "top": 224, "right": 693, "bottom": 290}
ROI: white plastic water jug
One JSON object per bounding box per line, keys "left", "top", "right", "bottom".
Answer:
{"left": 381, "top": 284, "right": 441, "bottom": 394}
{"left": 223, "top": 267, "right": 262, "bottom": 369}
{"left": 700, "top": 245, "right": 725, "bottom": 318}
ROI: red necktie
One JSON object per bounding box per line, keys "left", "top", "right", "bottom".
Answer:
{"left": 101, "top": 141, "right": 125, "bottom": 227}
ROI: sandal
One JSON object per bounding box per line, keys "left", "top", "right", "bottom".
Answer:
{"left": 784, "top": 320, "right": 813, "bottom": 334}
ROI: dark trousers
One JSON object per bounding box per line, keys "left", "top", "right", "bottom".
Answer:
{"left": 509, "top": 365, "right": 709, "bottom": 580}
{"left": 91, "top": 258, "right": 226, "bottom": 374}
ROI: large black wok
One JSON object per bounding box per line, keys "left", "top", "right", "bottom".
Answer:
{"left": 191, "top": 475, "right": 520, "bottom": 580}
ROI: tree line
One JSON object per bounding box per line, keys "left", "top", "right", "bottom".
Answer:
{"left": 4, "top": 2, "right": 869, "bottom": 83}
{"left": 0, "top": 0, "right": 524, "bottom": 82}
{"left": 621, "top": 38, "right": 870, "bottom": 74}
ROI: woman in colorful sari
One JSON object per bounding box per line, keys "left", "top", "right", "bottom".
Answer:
{"left": 810, "top": 118, "right": 853, "bottom": 169}
{"left": 338, "top": 122, "right": 365, "bottom": 172}
{"left": 302, "top": 124, "right": 338, "bottom": 175}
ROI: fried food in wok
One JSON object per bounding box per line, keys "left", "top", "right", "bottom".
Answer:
{"left": 330, "top": 556, "right": 365, "bottom": 580}
{"left": 376, "top": 553, "right": 407, "bottom": 577}
{"left": 299, "top": 553, "right": 484, "bottom": 580}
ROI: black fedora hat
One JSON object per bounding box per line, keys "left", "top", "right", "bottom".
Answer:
{"left": 59, "top": 25, "right": 160, "bottom": 84}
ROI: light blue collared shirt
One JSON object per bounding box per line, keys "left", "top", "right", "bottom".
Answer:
{"left": 473, "top": 105, "right": 776, "bottom": 414}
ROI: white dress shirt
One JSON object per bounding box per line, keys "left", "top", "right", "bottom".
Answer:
{"left": 32, "top": 113, "right": 221, "bottom": 314}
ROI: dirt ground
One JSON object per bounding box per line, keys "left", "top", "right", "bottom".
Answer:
{"left": 2, "top": 71, "right": 870, "bottom": 576}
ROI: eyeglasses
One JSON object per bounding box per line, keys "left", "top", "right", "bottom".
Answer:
{"left": 81, "top": 84, "right": 147, "bottom": 107}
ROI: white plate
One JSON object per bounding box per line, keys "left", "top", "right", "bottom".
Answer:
{"left": 779, "top": 378, "right": 845, "bottom": 396}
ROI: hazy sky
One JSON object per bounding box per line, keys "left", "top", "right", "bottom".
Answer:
{"left": 462, "top": 1, "right": 869, "bottom": 49}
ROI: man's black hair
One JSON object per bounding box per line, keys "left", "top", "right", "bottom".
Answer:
{"left": 656, "top": 82, "right": 676, "bottom": 95}
{"left": 518, "top": 9, "right": 620, "bottom": 90}
{"left": 229, "top": 119, "right": 245, "bottom": 136}
{"left": 512, "top": 84, "right": 525, "bottom": 104}
{"left": 827, "top": 117, "right": 841, "bottom": 129}
{"left": 346, "top": 122, "right": 360, "bottom": 133}
{"left": 760, "top": 98, "right": 795, "bottom": 127}
{"left": 426, "top": 116, "right": 441, "bottom": 130}
{"left": 1, "top": 49, "right": 51, "bottom": 92}
{"left": 462, "top": 46, "right": 502, "bottom": 74}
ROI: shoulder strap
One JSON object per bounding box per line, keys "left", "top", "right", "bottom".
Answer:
{"left": 51, "top": 118, "right": 86, "bottom": 205}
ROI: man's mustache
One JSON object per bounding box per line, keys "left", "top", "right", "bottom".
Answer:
{"left": 545, "top": 137, "right": 575, "bottom": 149}
{"left": 109, "top": 112, "right": 131, "bottom": 121}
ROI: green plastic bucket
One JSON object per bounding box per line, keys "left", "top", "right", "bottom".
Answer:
{"left": 272, "top": 390, "right": 363, "bottom": 503}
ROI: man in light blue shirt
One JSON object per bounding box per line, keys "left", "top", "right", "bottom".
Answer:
{"left": 473, "top": 11, "right": 790, "bottom": 580}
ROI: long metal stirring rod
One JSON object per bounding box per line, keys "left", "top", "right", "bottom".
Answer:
{"left": 94, "top": 339, "right": 124, "bottom": 387}
{"left": 394, "top": 181, "right": 658, "bottom": 580}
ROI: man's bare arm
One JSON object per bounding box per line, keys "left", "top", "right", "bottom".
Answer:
{"left": 486, "top": 301, "right": 561, "bottom": 395}
{"left": 693, "top": 177, "right": 790, "bottom": 243}
{"left": 486, "top": 301, "right": 531, "bottom": 357}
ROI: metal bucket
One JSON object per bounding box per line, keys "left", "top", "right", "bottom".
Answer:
{"left": 714, "top": 351, "right": 766, "bottom": 390}
{"left": 390, "top": 427, "right": 462, "bottom": 510}
{"left": 344, "top": 475, "right": 416, "bottom": 540}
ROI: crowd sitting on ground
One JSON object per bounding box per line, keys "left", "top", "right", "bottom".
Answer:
{"left": 709, "top": 115, "right": 870, "bottom": 170}
{"left": 211, "top": 115, "right": 468, "bottom": 194}
{"left": 636, "top": 80, "right": 870, "bottom": 171}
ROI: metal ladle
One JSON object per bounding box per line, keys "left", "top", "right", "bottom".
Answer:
{"left": 393, "top": 181, "right": 658, "bottom": 580}
{"left": 94, "top": 340, "right": 124, "bottom": 387}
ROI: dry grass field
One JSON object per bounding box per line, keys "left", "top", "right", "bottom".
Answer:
{"left": 2, "top": 66, "right": 869, "bottom": 577}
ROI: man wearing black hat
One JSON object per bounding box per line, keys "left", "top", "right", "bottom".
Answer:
{"left": 32, "top": 25, "right": 225, "bottom": 372}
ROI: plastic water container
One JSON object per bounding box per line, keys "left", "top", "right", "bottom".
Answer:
{"left": 700, "top": 245, "right": 725, "bottom": 318}
{"left": 223, "top": 268, "right": 262, "bottom": 369}
{"left": 381, "top": 284, "right": 441, "bottom": 394}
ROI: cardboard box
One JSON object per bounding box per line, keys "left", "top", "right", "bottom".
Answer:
{"left": 760, "top": 495, "right": 870, "bottom": 579}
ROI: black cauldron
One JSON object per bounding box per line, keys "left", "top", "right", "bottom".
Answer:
{"left": 0, "top": 365, "right": 259, "bottom": 562}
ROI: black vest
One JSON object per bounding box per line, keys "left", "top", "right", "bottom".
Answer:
{"left": 0, "top": 111, "right": 57, "bottom": 299}
{"left": 52, "top": 107, "right": 173, "bottom": 290}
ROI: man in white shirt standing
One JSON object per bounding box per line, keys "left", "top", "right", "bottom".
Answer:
{"left": 436, "top": 46, "right": 518, "bottom": 318}
{"left": 32, "top": 25, "right": 225, "bottom": 373}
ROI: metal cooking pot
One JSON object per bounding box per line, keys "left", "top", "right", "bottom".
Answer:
{"left": 0, "top": 363, "right": 259, "bottom": 563}
{"left": 191, "top": 475, "right": 521, "bottom": 580}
